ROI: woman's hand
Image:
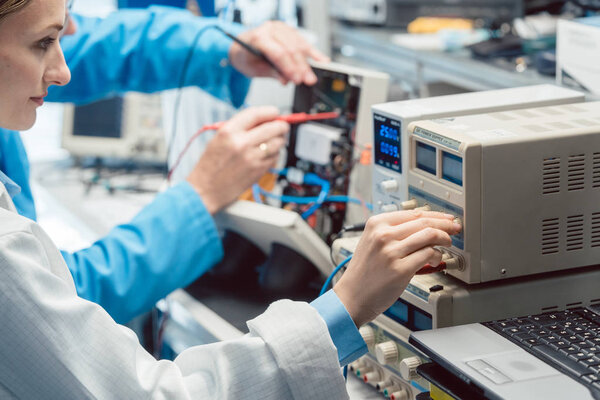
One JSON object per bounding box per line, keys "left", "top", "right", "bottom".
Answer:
{"left": 333, "top": 210, "right": 462, "bottom": 327}
{"left": 186, "top": 106, "right": 288, "bottom": 214}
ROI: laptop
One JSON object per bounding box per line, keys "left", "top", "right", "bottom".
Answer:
{"left": 410, "top": 306, "right": 600, "bottom": 400}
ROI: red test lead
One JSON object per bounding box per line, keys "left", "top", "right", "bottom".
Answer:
{"left": 168, "top": 111, "right": 341, "bottom": 181}
{"left": 201, "top": 111, "right": 340, "bottom": 131}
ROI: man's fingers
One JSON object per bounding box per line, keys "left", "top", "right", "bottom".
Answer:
{"left": 255, "top": 34, "right": 301, "bottom": 84}
{"left": 221, "top": 106, "right": 280, "bottom": 132}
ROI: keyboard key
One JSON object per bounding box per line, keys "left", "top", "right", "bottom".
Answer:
{"left": 533, "top": 315, "right": 564, "bottom": 325}
{"left": 514, "top": 333, "right": 534, "bottom": 341}
{"left": 580, "top": 357, "right": 600, "bottom": 368}
{"left": 582, "top": 374, "right": 599, "bottom": 384}
{"left": 555, "top": 341, "right": 570, "bottom": 349}
{"left": 575, "top": 341, "right": 594, "bottom": 349}
{"left": 560, "top": 347, "right": 581, "bottom": 358}
{"left": 568, "top": 352, "right": 588, "bottom": 361}
{"left": 530, "top": 329, "right": 550, "bottom": 337}
{"left": 533, "top": 345, "right": 591, "bottom": 377}
{"left": 540, "top": 335, "right": 560, "bottom": 344}
{"left": 524, "top": 338, "right": 541, "bottom": 347}
{"left": 492, "top": 321, "right": 516, "bottom": 330}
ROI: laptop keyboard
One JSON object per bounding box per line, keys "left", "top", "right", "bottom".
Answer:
{"left": 484, "top": 305, "right": 600, "bottom": 393}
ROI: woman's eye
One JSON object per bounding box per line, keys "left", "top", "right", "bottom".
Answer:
{"left": 38, "top": 37, "right": 56, "bottom": 50}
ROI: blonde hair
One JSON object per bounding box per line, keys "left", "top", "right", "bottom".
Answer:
{"left": 0, "top": 0, "right": 31, "bottom": 21}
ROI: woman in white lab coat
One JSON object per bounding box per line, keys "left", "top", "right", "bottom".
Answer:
{"left": 0, "top": 0, "right": 461, "bottom": 398}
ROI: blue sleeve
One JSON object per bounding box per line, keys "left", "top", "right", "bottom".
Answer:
{"left": 60, "top": 182, "right": 224, "bottom": 324}
{"left": 311, "top": 289, "right": 368, "bottom": 366}
{"left": 0, "top": 129, "right": 36, "bottom": 221}
{"left": 48, "top": 6, "right": 251, "bottom": 107}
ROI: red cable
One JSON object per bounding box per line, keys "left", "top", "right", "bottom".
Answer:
{"left": 166, "top": 112, "right": 340, "bottom": 181}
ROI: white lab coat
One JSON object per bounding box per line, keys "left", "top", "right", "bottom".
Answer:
{"left": 0, "top": 182, "right": 348, "bottom": 399}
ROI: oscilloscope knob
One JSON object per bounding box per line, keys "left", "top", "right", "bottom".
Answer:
{"left": 375, "top": 341, "right": 398, "bottom": 365}
{"left": 379, "top": 179, "right": 399, "bottom": 193}
{"left": 400, "top": 199, "right": 418, "bottom": 210}
{"left": 359, "top": 326, "right": 376, "bottom": 348}
{"left": 399, "top": 356, "right": 422, "bottom": 381}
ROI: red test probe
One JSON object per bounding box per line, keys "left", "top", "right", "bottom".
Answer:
{"left": 167, "top": 111, "right": 340, "bottom": 181}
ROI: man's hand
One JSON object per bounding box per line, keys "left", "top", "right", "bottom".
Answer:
{"left": 333, "top": 211, "right": 462, "bottom": 327}
{"left": 186, "top": 106, "right": 288, "bottom": 214}
{"left": 229, "top": 21, "right": 329, "bottom": 85}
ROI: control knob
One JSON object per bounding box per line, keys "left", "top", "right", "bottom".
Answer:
{"left": 400, "top": 199, "right": 418, "bottom": 210}
{"left": 399, "top": 356, "right": 422, "bottom": 381}
{"left": 379, "top": 179, "right": 399, "bottom": 193}
{"left": 359, "top": 326, "right": 375, "bottom": 348}
{"left": 375, "top": 341, "right": 398, "bottom": 365}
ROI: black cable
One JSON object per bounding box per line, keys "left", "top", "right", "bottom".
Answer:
{"left": 167, "top": 25, "right": 218, "bottom": 169}
{"left": 329, "top": 222, "right": 366, "bottom": 266}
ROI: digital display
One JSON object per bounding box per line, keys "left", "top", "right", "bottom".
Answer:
{"left": 374, "top": 114, "right": 401, "bottom": 172}
{"left": 416, "top": 141, "right": 436, "bottom": 175}
{"left": 383, "top": 298, "right": 433, "bottom": 332}
{"left": 442, "top": 151, "right": 463, "bottom": 186}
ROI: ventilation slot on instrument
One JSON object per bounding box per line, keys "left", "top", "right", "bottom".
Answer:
{"left": 574, "top": 119, "right": 596, "bottom": 127}
{"left": 551, "top": 122, "right": 576, "bottom": 130}
{"left": 566, "top": 215, "right": 584, "bottom": 252}
{"left": 561, "top": 104, "right": 587, "bottom": 113}
{"left": 567, "top": 154, "right": 585, "bottom": 192}
{"left": 592, "top": 212, "right": 600, "bottom": 248}
{"left": 539, "top": 107, "right": 562, "bottom": 116}
{"left": 525, "top": 125, "right": 548, "bottom": 133}
{"left": 542, "top": 157, "right": 560, "bottom": 195}
{"left": 515, "top": 109, "right": 539, "bottom": 119}
{"left": 489, "top": 112, "right": 515, "bottom": 121}
{"left": 593, "top": 153, "right": 600, "bottom": 188}
{"left": 542, "top": 218, "right": 560, "bottom": 255}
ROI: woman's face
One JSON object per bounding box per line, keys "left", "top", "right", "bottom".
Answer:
{"left": 0, "top": 0, "right": 71, "bottom": 130}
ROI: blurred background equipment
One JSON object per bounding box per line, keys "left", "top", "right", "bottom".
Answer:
{"left": 328, "top": 0, "right": 525, "bottom": 28}
{"left": 61, "top": 93, "right": 166, "bottom": 164}
{"left": 556, "top": 15, "right": 600, "bottom": 94}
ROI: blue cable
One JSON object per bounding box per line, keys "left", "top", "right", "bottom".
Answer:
{"left": 301, "top": 178, "right": 329, "bottom": 219}
{"left": 253, "top": 168, "right": 331, "bottom": 219}
{"left": 257, "top": 188, "right": 373, "bottom": 211}
{"left": 320, "top": 255, "right": 352, "bottom": 297}
{"left": 252, "top": 183, "right": 263, "bottom": 204}
{"left": 319, "top": 255, "right": 353, "bottom": 381}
